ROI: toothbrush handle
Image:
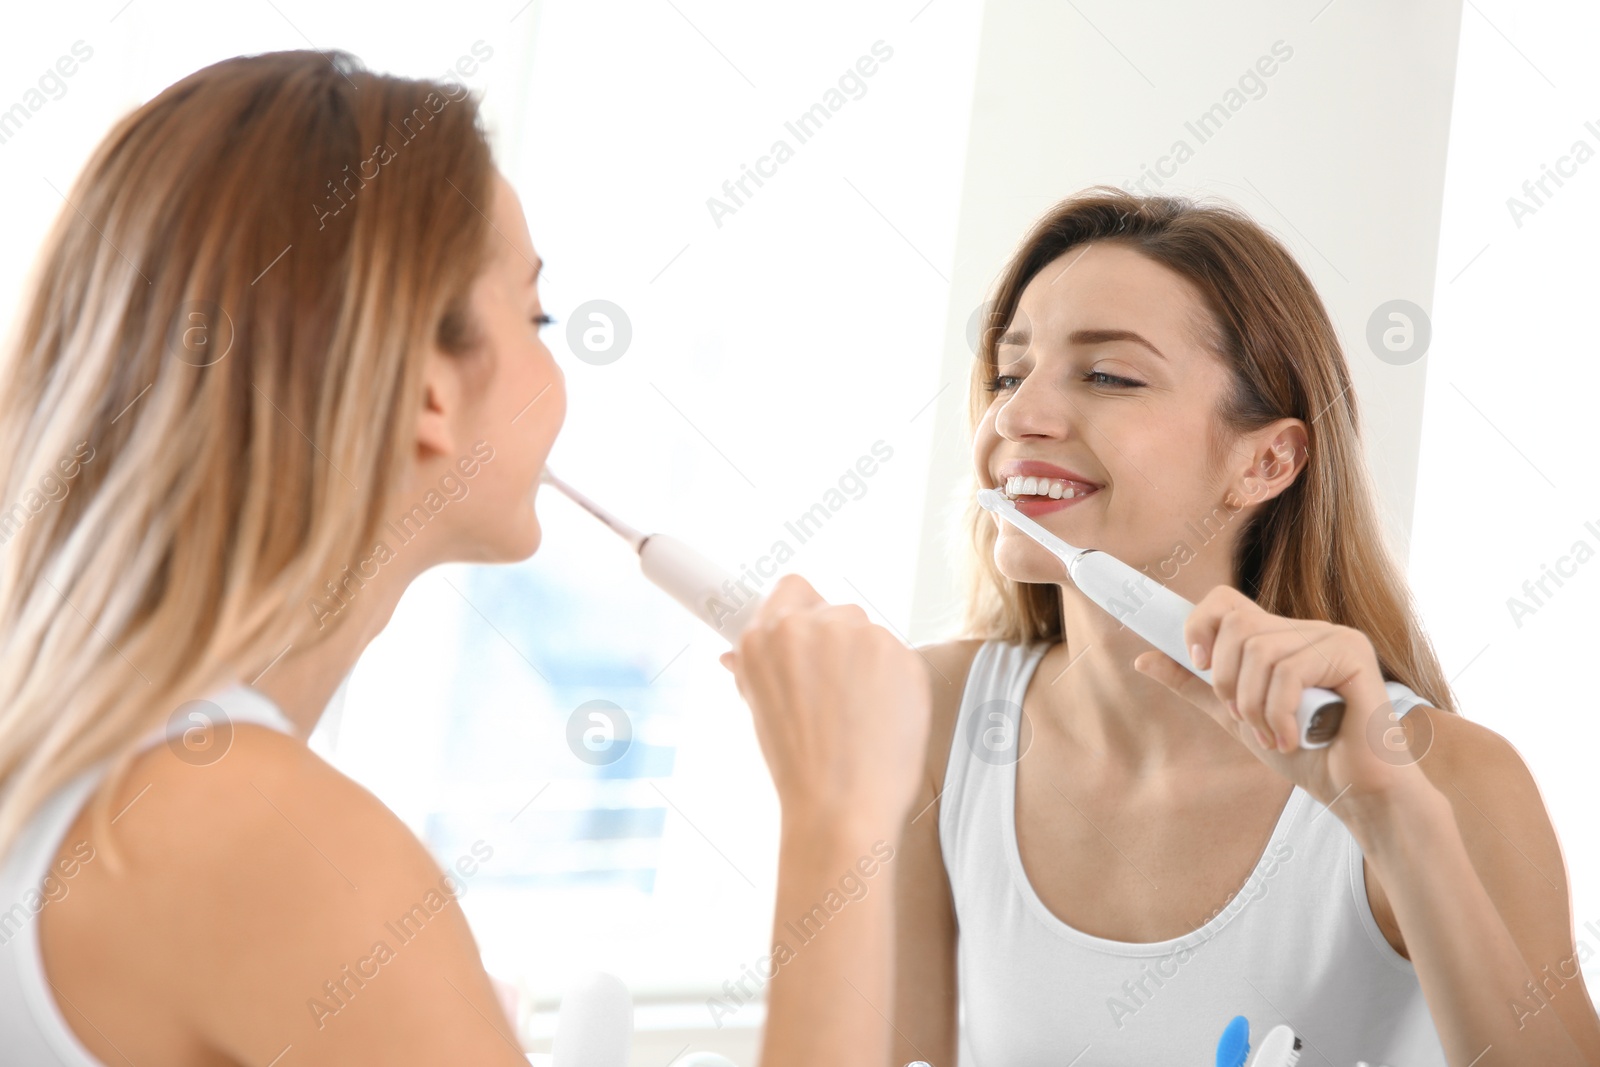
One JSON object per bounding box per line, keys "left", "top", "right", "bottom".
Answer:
{"left": 638, "top": 533, "right": 764, "bottom": 644}
{"left": 1067, "top": 552, "right": 1346, "bottom": 749}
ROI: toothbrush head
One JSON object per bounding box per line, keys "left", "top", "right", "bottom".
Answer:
{"left": 975, "top": 486, "right": 1089, "bottom": 565}
{"left": 1215, "top": 1015, "right": 1250, "bottom": 1067}
{"left": 976, "top": 487, "right": 1007, "bottom": 513}
{"left": 1248, "top": 1024, "right": 1302, "bottom": 1067}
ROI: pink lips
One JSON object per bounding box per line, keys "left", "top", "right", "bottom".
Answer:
{"left": 996, "top": 459, "right": 1102, "bottom": 487}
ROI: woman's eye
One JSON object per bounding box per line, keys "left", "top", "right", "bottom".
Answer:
{"left": 1086, "top": 370, "right": 1143, "bottom": 388}
{"left": 531, "top": 313, "right": 556, "bottom": 331}
{"left": 985, "top": 371, "right": 1143, "bottom": 393}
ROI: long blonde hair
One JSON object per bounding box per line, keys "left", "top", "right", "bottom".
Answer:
{"left": 0, "top": 50, "right": 497, "bottom": 860}
{"left": 961, "top": 186, "right": 1457, "bottom": 715}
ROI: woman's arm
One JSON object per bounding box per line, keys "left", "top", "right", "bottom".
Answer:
{"left": 760, "top": 815, "right": 905, "bottom": 1063}
{"left": 888, "top": 639, "right": 983, "bottom": 1066}
{"left": 718, "top": 574, "right": 933, "bottom": 1067}
{"left": 1139, "top": 583, "right": 1600, "bottom": 1067}
{"left": 1349, "top": 712, "right": 1600, "bottom": 1066}
{"left": 888, "top": 755, "right": 959, "bottom": 1066}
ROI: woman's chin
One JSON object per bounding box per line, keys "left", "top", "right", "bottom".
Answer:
{"left": 995, "top": 566, "right": 1067, "bottom": 587}
{"left": 471, "top": 510, "right": 543, "bottom": 564}
{"left": 513, "top": 512, "right": 543, "bottom": 560}
{"left": 995, "top": 547, "right": 1068, "bottom": 585}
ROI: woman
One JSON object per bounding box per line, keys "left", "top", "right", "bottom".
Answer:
{"left": 0, "top": 50, "right": 929, "bottom": 1066}
{"left": 889, "top": 189, "right": 1600, "bottom": 1066}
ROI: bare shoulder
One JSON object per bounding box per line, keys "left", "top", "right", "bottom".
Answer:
{"left": 911, "top": 638, "right": 988, "bottom": 791}
{"left": 1409, "top": 707, "right": 1570, "bottom": 869}
{"left": 1414, "top": 705, "right": 1541, "bottom": 799}
{"left": 1391, "top": 706, "right": 1561, "bottom": 882}
{"left": 43, "top": 721, "right": 521, "bottom": 1065}
{"left": 91, "top": 720, "right": 449, "bottom": 920}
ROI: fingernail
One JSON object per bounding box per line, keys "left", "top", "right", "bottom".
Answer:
{"left": 1190, "top": 643, "right": 1207, "bottom": 669}
{"left": 1253, "top": 726, "right": 1270, "bottom": 747}
{"left": 1227, "top": 699, "right": 1239, "bottom": 719}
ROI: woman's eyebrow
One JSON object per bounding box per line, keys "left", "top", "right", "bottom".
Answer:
{"left": 995, "top": 325, "right": 1168, "bottom": 361}
{"left": 1071, "top": 327, "right": 1167, "bottom": 361}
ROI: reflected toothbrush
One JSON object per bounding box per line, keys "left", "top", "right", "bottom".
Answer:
{"left": 539, "top": 467, "right": 763, "bottom": 643}
{"left": 1216, "top": 1015, "right": 1251, "bottom": 1067}
{"left": 1248, "top": 1025, "right": 1303, "bottom": 1066}
{"left": 976, "top": 487, "right": 1346, "bottom": 749}
{"left": 1214, "top": 1016, "right": 1303, "bottom": 1067}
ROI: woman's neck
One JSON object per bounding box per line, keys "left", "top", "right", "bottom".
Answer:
{"left": 1033, "top": 583, "right": 1260, "bottom": 775}
{"left": 247, "top": 557, "right": 419, "bottom": 737}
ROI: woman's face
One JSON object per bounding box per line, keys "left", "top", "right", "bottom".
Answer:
{"left": 417, "top": 169, "right": 566, "bottom": 564}
{"left": 973, "top": 241, "right": 1281, "bottom": 598}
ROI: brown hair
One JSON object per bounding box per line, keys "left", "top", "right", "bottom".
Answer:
{"left": 0, "top": 49, "right": 497, "bottom": 859}
{"left": 960, "top": 185, "right": 1456, "bottom": 714}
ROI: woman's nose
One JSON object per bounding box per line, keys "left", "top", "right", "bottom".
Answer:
{"left": 993, "top": 370, "right": 1069, "bottom": 442}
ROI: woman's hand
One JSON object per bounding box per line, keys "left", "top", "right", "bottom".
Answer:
{"left": 725, "top": 575, "right": 932, "bottom": 1065}
{"left": 719, "top": 572, "right": 932, "bottom": 835}
{"left": 1131, "top": 584, "right": 1434, "bottom": 811}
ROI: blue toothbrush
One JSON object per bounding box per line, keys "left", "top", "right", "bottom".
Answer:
{"left": 1216, "top": 1014, "right": 1251, "bottom": 1067}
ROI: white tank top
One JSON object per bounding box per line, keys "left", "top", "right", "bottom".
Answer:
{"left": 0, "top": 682, "right": 296, "bottom": 1066}
{"left": 940, "top": 639, "right": 1450, "bottom": 1066}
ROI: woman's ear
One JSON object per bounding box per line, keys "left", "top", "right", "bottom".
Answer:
{"left": 1228, "top": 419, "right": 1308, "bottom": 508}
{"left": 415, "top": 346, "right": 461, "bottom": 463}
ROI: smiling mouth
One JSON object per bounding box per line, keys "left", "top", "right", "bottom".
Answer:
{"left": 1001, "top": 475, "right": 1101, "bottom": 501}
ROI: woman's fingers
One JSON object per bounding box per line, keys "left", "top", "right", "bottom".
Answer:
{"left": 1231, "top": 626, "right": 1326, "bottom": 749}
{"left": 1185, "top": 587, "right": 1319, "bottom": 750}
{"left": 752, "top": 571, "right": 825, "bottom": 624}
{"left": 1261, "top": 645, "right": 1327, "bottom": 752}
{"left": 1135, "top": 649, "right": 1272, "bottom": 754}
{"left": 1181, "top": 584, "right": 1254, "bottom": 669}
{"left": 719, "top": 574, "right": 931, "bottom": 831}
{"left": 1185, "top": 584, "right": 1383, "bottom": 756}
{"left": 1133, "top": 650, "right": 1226, "bottom": 722}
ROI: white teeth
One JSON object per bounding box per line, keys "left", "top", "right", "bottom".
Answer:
{"left": 1003, "top": 474, "right": 1093, "bottom": 500}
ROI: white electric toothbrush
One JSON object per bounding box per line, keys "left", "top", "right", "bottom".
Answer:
{"left": 976, "top": 487, "right": 1346, "bottom": 749}
{"left": 539, "top": 468, "right": 763, "bottom": 642}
